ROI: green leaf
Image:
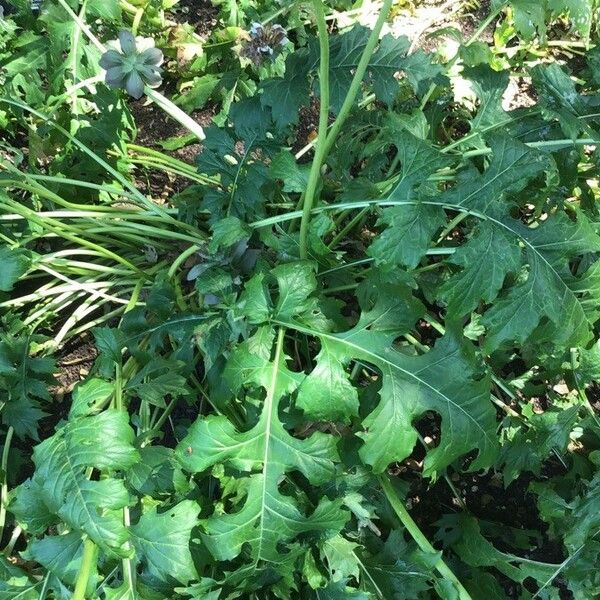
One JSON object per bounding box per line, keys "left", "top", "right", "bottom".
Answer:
{"left": 436, "top": 135, "right": 551, "bottom": 213}
{"left": 296, "top": 338, "right": 359, "bottom": 423}
{"left": 548, "top": 0, "right": 596, "bottom": 38}
{"left": 436, "top": 514, "right": 557, "bottom": 586}
{"left": 272, "top": 261, "right": 321, "bottom": 322}
{"left": 440, "top": 222, "right": 521, "bottom": 316}
{"left": 363, "top": 530, "right": 435, "bottom": 598}
{"left": 510, "top": 0, "right": 547, "bottom": 41}
{"left": 260, "top": 27, "right": 443, "bottom": 126}
{"left": 9, "top": 478, "right": 56, "bottom": 535}
{"left": 328, "top": 29, "right": 441, "bottom": 110}
{"left": 464, "top": 65, "right": 510, "bottom": 130}
{"left": 0, "top": 334, "right": 55, "bottom": 439}
{"left": 174, "top": 74, "right": 219, "bottom": 112}
{"left": 239, "top": 272, "right": 272, "bottom": 325}
{"left": 532, "top": 63, "right": 599, "bottom": 140}
{"left": 433, "top": 136, "right": 600, "bottom": 350}
{"left": 127, "top": 359, "right": 189, "bottom": 409}
{"left": 0, "top": 247, "right": 30, "bottom": 292}
{"left": 93, "top": 326, "right": 125, "bottom": 364}
{"left": 131, "top": 500, "right": 199, "bottom": 585}
{"left": 498, "top": 404, "right": 579, "bottom": 485}
{"left": 175, "top": 331, "right": 348, "bottom": 567}
{"left": 315, "top": 580, "right": 372, "bottom": 599}
{"left": 87, "top": 0, "right": 121, "bottom": 20}
{"left": 69, "top": 378, "right": 114, "bottom": 418}
{"left": 368, "top": 202, "right": 446, "bottom": 269}
{"left": 26, "top": 533, "right": 90, "bottom": 590}
{"left": 260, "top": 50, "right": 312, "bottom": 128}
{"left": 320, "top": 535, "right": 361, "bottom": 583}
{"left": 0, "top": 556, "right": 41, "bottom": 600}
{"left": 387, "top": 132, "right": 454, "bottom": 199}
{"left": 270, "top": 150, "right": 310, "bottom": 193}
{"left": 270, "top": 272, "right": 497, "bottom": 473}
{"left": 208, "top": 216, "right": 251, "bottom": 253}
{"left": 15, "top": 411, "right": 139, "bottom": 556}
{"left": 481, "top": 246, "right": 595, "bottom": 351}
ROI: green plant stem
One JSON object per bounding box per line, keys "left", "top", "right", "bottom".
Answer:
{"left": 126, "top": 157, "right": 209, "bottom": 184}
{"left": 299, "top": 0, "right": 393, "bottom": 258}
{"left": 0, "top": 427, "right": 14, "bottom": 542}
{"left": 461, "top": 138, "right": 596, "bottom": 158}
{"left": 149, "top": 396, "right": 179, "bottom": 434}
{"left": 2, "top": 525, "right": 21, "bottom": 556}
{"left": 69, "top": 0, "right": 87, "bottom": 134}
{"left": 126, "top": 144, "right": 217, "bottom": 185}
{"left": 168, "top": 244, "right": 201, "bottom": 279}
{"left": 0, "top": 200, "right": 142, "bottom": 273}
{"left": 0, "top": 175, "right": 140, "bottom": 206}
{"left": 72, "top": 538, "right": 98, "bottom": 600}
{"left": 114, "top": 362, "right": 124, "bottom": 411}
{"left": 320, "top": 0, "right": 393, "bottom": 160}
{"left": 328, "top": 207, "right": 370, "bottom": 249}
{"left": 299, "top": 0, "right": 330, "bottom": 259}
{"left": 379, "top": 475, "right": 472, "bottom": 600}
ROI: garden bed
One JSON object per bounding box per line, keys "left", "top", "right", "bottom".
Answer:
{"left": 1, "top": 1, "right": 599, "bottom": 598}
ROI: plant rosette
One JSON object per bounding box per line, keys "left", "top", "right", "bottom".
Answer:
{"left": 99, "top": 30, "right": 163, "bottom": 99}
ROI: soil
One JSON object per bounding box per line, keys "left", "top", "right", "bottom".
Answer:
{"left": 394, "top": 0, "right": 498, "bottom": 53}
{"left": 169, "top": 0, "right": 218, "bottom": 37}
{"left": 292, "top": 98, "right": 322, "bottom": 161}
{"left": 52, "top": 334, "right": 98, "bottom": 394}
{"left": 128, "top": 98, "right": 215, "bottom": 198}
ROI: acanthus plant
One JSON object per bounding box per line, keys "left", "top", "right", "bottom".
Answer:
{"left": 2, "top": 0, "right": 600, "bottom": 599}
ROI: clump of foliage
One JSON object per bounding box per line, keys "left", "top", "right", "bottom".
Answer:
{"left": 1, "top": 0, "right": 600, "bottom": 599}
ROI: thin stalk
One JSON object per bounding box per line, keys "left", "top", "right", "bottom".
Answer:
{"left": 320, "top": 0, "right": 393, "bottom": 160}
{"left": 149, "top": 396, "right": 179, "bottom": 433}
{"left": 298, "top": 0, "right": 330, "bottom": 258}
{"left": 68, "top": 0, "right": 87, "bottom": 134}
{"left": 126, "top": 144, "right": 217, "bottom": 184}
{"left": 0, "top": 176, "right": 140, "bottom": 206}
{"left": 113, "top": 362, "right": 124, "bottom": 412}
{"left": 2, "top": 525, "right": 21, "bottom": 556}
{"left": 47, "top": 74, "right": 104, "bottom": 109}
{"left": 37, "top": 265, "right": 136, "bottom": 306}
{"left": 125, "top": 157, "right": 210, "bottom": 184}
{"left": 0, "top": 427, "right": 14, "bottom": 542}
{"left": 145, "top": 89, "right": 206, "bottom": 141}
{"left": 168, "top": 244, "right": 201, "bottom": 279}
{"left": 0, "top": 199, "right": 142, "bottom": 272}
{"left": 66, "top": 305, "right": 126, "bottom": 341}
{"left": 72, "top": 538, "right": 98, "bottom": 600}
{"left": 436, "top": 212, "right": 469, "bottom": 244}
{"left": 328, "top": 207, "right": 371, "bottom": 249}
{"left": 379, "top": 475, "right": 472, "bottom": 600}
{"left": 39, "top": 573, "right": 52, "bottom": 600}
{"left": 461, "top": 138, "right": 596, "bottom": 158}
{"left": 299, "top": 0, "right": 393, "bottom": 257}
{"left": 54, "top": 290, "right": 135, "bottom": 347}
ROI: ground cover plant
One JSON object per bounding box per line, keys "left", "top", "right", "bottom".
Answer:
{"left": 1, "top": 0, "right": 600, "bottom": 598}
